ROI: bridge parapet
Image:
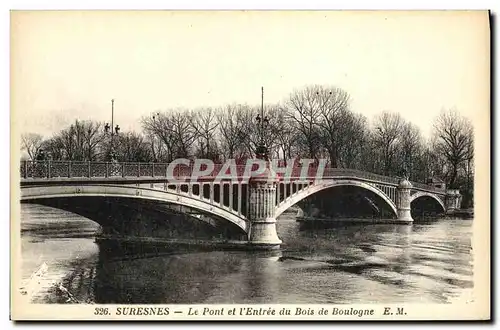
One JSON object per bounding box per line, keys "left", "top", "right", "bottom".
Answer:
{"left": 321, "top": 168, "right": 400, "bottom": 185}
{"left": 411, "top": 181, "right": 447, "bottom": 194}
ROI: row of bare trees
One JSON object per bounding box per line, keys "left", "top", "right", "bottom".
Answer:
{"left": 21, "top": 85, "right": 474, "bottom": 207}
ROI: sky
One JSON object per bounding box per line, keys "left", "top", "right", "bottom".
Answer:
{"left": 11, "top": 10, "right": 489, "bottom": 139}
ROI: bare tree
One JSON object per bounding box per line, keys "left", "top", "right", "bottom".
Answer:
{"left": 145, "top": 133, "right": 167, "bottom": 162}
{"left": 427, "top": 137, "right": 449, "bottom": 179}
{"left": 40, "top": 120, "right": 106, "bottom": 161}
{"left": 142, "top": 109, "right": 198, "bottom": 161}
{"left": 433, "top": 108, "right": 473, "bottom": 188}
{"left": 283, "top": 85, "right": 324, "bottom": 159}
{"left": 21, "top": 133, "right": 44, "bottom": 160}
{"left": 142, "top": 112, "right": 176, "bottom": 161}
{"left": 272, "top": 108, "right": 299, "bottom": 161}
{"left": 41, "top": 136, "right": 65, "bottom": 160}
{"left": 359, "top": 130, "right": 381, "bottom": 173}
{"left": 338, "top": 112, "right": 369, "bottom": 169}
{"left": 411, "top": 145, "right": 434, "bottom": 183}
{"left": 216, "top": 104, "right": 253, "bottom": 160}
{"left": 316, "top": 86, "right": 351, "bottom": 167}
{"left": 373, "top": 112, "right": 405, "bottom": 176}
{"left": 115, "top": 131, "right": 152, "bottom": 162}
{"left": 192, "top": 107, "right": 220, "bottom": 160}
{"left": 463, "top": 128, "right": 474, "bottom": 206}
{"left": 398, "top": 122, "right": 423, "bottom": 179}
{"left": 170, "top": 110, "right": 198, "bottom": 158}
{"left": 82, "top": 121, "right": 106, "bottom": 161}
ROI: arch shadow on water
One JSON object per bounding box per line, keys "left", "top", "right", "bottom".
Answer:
{"left": 292, "top": 184, "right": 399, "bottom": 233}
{"left": 22, "top": 196, "right": 248, "bottom": 243}
{"left": 277, "top": 181, "right": 398, "bottom": 219}
{"left": 411, "top": 195, "right": 446, "bottom": 223}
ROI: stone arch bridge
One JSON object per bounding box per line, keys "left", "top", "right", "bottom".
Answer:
{"left": 19, "top": 160, "right": 462, "bottom": 249}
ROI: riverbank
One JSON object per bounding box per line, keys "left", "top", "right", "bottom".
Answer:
{"left": 296, "top": 217, "right": 413, "bottom": 225}
{"left": 446, "top": 209, "right": 474, "bottom": 219}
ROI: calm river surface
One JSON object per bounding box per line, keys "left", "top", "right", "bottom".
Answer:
{"left": 20, "top": 204, "right": 474, "bottom": 304}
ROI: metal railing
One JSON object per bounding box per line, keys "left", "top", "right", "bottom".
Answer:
{"left": 322, "top": 168, "right": 400, "bottom": 185}
{"left": 19, "top": 160, "right": 443, "bottom": 192}
{"left": 411, "top": 181, "right": 446, "bottom": 194}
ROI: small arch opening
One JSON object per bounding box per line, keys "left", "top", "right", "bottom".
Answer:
{"left": 411, "top": 195, "right": 445, "bottom": 220}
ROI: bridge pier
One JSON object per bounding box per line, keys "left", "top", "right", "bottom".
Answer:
{"left": 396, "top": 178, "right": 414, "bottom": 224}
{"left": 445, "top": 189, "right": 462, "bottom": 212}
{"left": 247, "top": 167, "right": 282, "bottom": 250}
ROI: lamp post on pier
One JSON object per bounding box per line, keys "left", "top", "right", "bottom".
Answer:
{"left": 247, "top": 86, "right": 282, "bottom": 249}
{"left": 104, "top": 99, "right": 120, "bottom": 161}
{"left": 255, "top": 86, "right": 270, "bottom": 160}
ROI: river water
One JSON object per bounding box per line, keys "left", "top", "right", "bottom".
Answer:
{"left": 19, "top": 203, "right": 474, "bottom": 304}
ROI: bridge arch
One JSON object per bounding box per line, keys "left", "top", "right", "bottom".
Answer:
{"left": 410, "top": 191, "right": 446, "bottom": 212}
{"left": 21, "top": 184, "right": 248, "bottom": 232}
{"left": 274, "top": 179, "right": 398, "bottom": 218}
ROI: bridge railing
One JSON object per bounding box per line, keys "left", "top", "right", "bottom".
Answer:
{"left": 19, "top": 160, "right": 441, "bottom": 192}
{"left": 410, "top": 181, "right": 446, "bottom": 194}
{"left": 321, "top": 168, "right": 400, "bottom": 185}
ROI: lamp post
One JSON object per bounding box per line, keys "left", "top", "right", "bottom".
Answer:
{"left": 402, "top": 162, "right": 409, "bottom": 180}
{"left": 87, "top": 128, "right": 92, "bottom": 161}
{"left": 151, "top": 112, "right": 160, "bottom": 162}
{"left": 255, "top": 87, "right": 270, "bottom": 160}
{"left": 247, "top": 87, "right": 282, "bottom": 248}
{"left": 200, "top": 141, "right": 205, "bottom": 158}
{"left": 104, "top": 99, "right": 120, "bottom": 161}
{"left": 152, "top": 112, "right": 160, "bottom": 122}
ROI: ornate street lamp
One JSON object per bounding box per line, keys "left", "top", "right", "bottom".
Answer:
{"left": 104, "top": 99, "right": 120, "bottom": 161}
{"left": 255, "top": 87, "right": 270, "bottom": 160}
{"left": 152, "top": 112, "right": 160, "bottom": 122}
{"left": 87, "top": 128, "right": 92, "bottom": 161}
{"left": 402, "top": 162, "right": 409, "bottom": 180}
{"left": 150, "top": 112, "right": 161, "bottom": 162}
